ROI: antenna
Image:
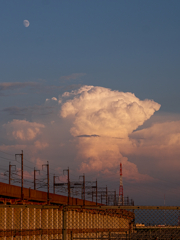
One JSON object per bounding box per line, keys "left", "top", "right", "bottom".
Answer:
{"left": 118, "top": 163, "right": 124, "bottom": 206}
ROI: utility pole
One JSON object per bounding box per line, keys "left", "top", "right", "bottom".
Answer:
{"left": 42, "top": 161, "right": 49, "bottom": 204}
{"left": 15, "top": 150, "right": 24, "bottom": 200}
{"left": 9, "top": 162, "right": 16, "bottom": 185}
{"left": 34, "top": 168, "right": 40, "bottom": 190}
{"left": 63, "top": 168, "right": 70, "bottom": 205}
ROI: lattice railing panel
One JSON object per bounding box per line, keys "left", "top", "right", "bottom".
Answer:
{"left": 0, "top": 205, "right": 179, "bottom": 239}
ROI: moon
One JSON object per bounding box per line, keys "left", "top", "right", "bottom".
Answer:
{"left": 23, "top": 20, "right": 30, "bottom": 28}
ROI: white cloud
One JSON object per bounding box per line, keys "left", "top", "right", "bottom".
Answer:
{"left": 62, "top": 85, "right": 93, "bottom": 98}
{"left": 61, "top": 86, "right": 160, "bottom": 138}
{"left": 51, "top": 97, "right": 57, "bottom": 101}
{"left": 46, "top": 97, "right": 57, "bottom": 102}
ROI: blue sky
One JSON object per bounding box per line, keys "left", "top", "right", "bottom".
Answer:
{"left": 0, "top": 1, "right": 180, "bottom": 205}
{"left": 1, "top": 0, "right": 180, "bottom": 110}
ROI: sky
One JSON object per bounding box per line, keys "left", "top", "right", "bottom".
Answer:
{"left": 0, "top": 0, "right": 180, "bottom": 206}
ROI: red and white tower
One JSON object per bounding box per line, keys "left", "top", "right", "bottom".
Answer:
{"left": 118, "top": 163, "right": 124, "bottom": 206}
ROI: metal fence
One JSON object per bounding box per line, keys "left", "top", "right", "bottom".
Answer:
{"left": 64, "top": 206, "right": 180, "bottom": 240}
{"left": 0, "top": 205, "right": 179, "bottom": 239}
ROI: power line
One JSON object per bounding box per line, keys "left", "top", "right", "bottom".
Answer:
{"left": 0, "top": 150, "right": 14, "bottom": 156}
{"left": 1, "top": 150, "right": 180, "bottom": 203}
{"left": 0, "top": 155, "right": 15, "bottom": 162}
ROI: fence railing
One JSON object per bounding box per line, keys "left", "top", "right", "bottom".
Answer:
{"left": 64, "top": 206, "right": 180, "bottom": 240}
{"left": 0, "top": 205, "right": 179, "bottom": 239}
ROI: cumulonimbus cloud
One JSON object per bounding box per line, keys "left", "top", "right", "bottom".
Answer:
{"left": 60, "top": 85, "right": 161, "bottom": 181}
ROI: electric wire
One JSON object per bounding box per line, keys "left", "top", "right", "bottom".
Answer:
{"left": 0, "top": 155, "right": 16, "bottom": 162}
{"left": 1, "top": 150, "right": 180, "bottom": 204}
{"left": 0, "top": 150, "right": 14, "bottom": 156}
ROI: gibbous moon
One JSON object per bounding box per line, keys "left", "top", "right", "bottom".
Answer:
{"left": 23, "top": 20, "right": 30, "bottom": 27}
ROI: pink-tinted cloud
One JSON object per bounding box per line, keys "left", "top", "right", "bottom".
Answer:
{"left": 77, "top": 137, "right": 152, "bottom": 182}
{"left": 129, "top": 121, "right": 180, "bottom": 174}
{"left": 36, "top": 158, "right": 45, "bottom": 169}
{"left": 2, "top": 84, "right": 180, "bottom": 204}
{"left": 23, "top": 170, "right": 33, "bottom": 180}
{"left": 34, "top": 141, "right": 49, "bottom": 149}
{"left": 131, "top": 121, "right": 180, "bottom": 147}
{"left": 3, "top": 120, "right": 45, "bottom": 141}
